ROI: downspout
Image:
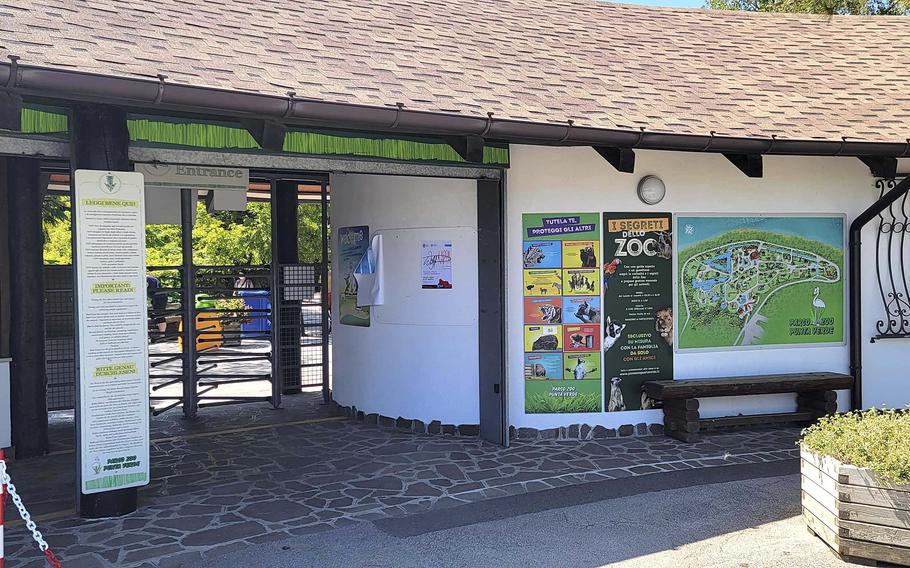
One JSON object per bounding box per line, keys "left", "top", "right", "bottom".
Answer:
{"left": 849, "top": 176, "right": 910, "bottom": 410}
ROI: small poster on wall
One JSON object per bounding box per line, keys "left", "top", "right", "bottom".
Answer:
{"left": 602, "top": 213, "right": 674, "bottom": 412}
{"left": 421, "top": 240, "right": 453, "bottom": 289}
{"left": 522, "top": 213, "right": 602, "bottom": 414}
{"left": 676, "top": 215, "right": 845, "bottom": 350}
{"left": 338, "top": 226, "right": 371, "bottom": 327}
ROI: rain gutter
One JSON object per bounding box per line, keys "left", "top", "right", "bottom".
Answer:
{"left": 3, "top": 63, "right": 910, "bottom": 157}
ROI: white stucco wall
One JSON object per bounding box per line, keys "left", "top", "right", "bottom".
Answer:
{"left": 330, "top": 173, "right": 480, "bottom": 425}
{"left": 507, "top": 145, "right": 907, "bottom": 430}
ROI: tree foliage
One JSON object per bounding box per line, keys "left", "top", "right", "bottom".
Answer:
{"left": 42, "top": 197, "right": 328, "bottom": 268}
{"left": 705, "top": 0, "right": 909, "bottom": 15}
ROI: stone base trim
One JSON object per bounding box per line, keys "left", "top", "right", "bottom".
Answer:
{"left": 331, "top": 402, "right": 481, "bottom": 437}
{"left": 332, "top": 403, "right": 663, "bottom": 441}
{"left": 510, "top": 422, "right": 664, "bottom": 441}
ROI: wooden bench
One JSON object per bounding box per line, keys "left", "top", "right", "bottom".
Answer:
{"left": 641, "top": 372, "right": 854, "bottom": 443}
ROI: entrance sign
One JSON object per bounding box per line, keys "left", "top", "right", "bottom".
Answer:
{"left": 522, "top": 213, "right": 602, "bottom": 413}
{"left": 134, "top": 163, "right": 249, "bottom": 192}
{"left": 135, "top": 163, "right": 248, "bottom": 221}
{"left": 676, "top": 215, "right": 845, "bottom": 350}
{"left": 338, "top": 226, "right": 371, "bottom": 327}
{"left": 74, "top": 170, "right": 150, "bottom": 494}
{"left": 602, "top": 213, "right": 674, "bottom": 411}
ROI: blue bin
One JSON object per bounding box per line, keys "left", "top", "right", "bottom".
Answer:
{"left": 238, "top": 290, "right": 271, "bottom": 338}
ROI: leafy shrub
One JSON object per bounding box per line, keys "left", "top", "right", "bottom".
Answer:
{"left": 801, "top": 407, "right": 910, "bottom": 484}
{"left": 214, "top": 297, "right": 250, "bottom": 325}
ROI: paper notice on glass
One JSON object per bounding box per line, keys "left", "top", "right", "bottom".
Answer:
{"left": 421, "top": 240, "right": 453, "bottom": 289}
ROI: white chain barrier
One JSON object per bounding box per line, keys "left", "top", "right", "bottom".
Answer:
{"left": 0, "top": 450, "right": 63, "bottom": 567}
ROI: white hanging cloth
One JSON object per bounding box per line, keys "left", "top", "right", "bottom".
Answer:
{"left": 354, "top": 234, "right": 384, "bottom": 306}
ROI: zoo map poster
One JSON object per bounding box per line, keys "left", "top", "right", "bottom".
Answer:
{"left": 677, "top": 216, "right": 845, "bottom": 350}
{"left": 602, "top": 213, "right": 674, "bottom": 412}
{"left": 523, "top": 213, "right": 602, "bottom": 413}
{"left": 338, "top": 226, "right": 370, "bottom": 327}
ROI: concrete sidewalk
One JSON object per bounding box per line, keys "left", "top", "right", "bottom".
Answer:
{"left": 206, "top": 472, "right": 852, "bottom": 568}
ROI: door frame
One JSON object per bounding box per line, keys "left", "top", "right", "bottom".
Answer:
{"left": 477, "top": 176, "right": 508, "bottom": 445}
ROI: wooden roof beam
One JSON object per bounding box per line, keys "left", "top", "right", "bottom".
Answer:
{"left": 446, "top": 135, "right": 485, "bottom": 163}
{"left": 858, "top": 156, "right": 897, "bottom": 178}
{"left": 593, "top": 146, "right": 635, "bottom": 173}
{"left": 0, "top": 91, "right": 22, "bottom": 131}
{"left": 724, "top": 153, "right": 763, "bottom": 178}
{"left": 240, "top": 118, "right": 287, "bottom": 152}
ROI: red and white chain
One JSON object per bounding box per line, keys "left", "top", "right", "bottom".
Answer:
{"left": 0, "top": 456, "right": 63, "bottom": 567}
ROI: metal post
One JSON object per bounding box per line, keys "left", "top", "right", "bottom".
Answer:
{"left": 275, "top": 180, "right": 301, "bottom": 395}
{"left": 180, "top": 188, "right": 198, "bottom": 418}
{"left": 849, "top": 175, "right": 910, "bottom": 410}
{"left": 269, "top": 179, "right": 282, "bottom": 409}
{"left": 320, "top": 181, "right": 330, "bottom": 404}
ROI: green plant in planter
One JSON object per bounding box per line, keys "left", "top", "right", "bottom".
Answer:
{"left": 214, "top": 297, "right": 251, "bottom": 324}
{"left": 801, "top": 407, "right": 910, "bottom": 484}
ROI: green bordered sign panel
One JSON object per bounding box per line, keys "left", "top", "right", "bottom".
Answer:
{"left": 74, "top": 170, "right": 151, "bottom": 494}
{"left": 675, "top": 215, "right": 846, "bottom": 351}
{"left": 522, "top": 213, "right": 602, "bottom": 414}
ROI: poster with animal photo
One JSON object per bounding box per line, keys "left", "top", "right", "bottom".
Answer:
{"left": 524, "top": 297, "right": 563, "bottom": 325}
{"left": 563, "top": 352, "right": 601, "bottom": 381}
{"left": 602, "top": 213, "right": 674, "bottom": 412}
{"left": 524, "top": 353, "right": 563, "bottom": 380}
{"left": 562, "top": 296, "right": 600, "bottom": 324}
{"left": 338, "top": 226, "right": 371, "bottom": 327}
{"left": 676, "top": 215, "right": 845, "bottom": 350}
{"left": 523, "top": 269, "right": 562, "bottom": 297}
{"left": 522, "top": 213, "right": 602, "bottom": 414}
{"left": 524, "top": 325, "right": 562, "bottom": 352}
{"left": 564, "top": 324, "right": 600, "bottom": 351}
{"left": 563, "top": 268, "right": 600, "bottom": 295}
{"left": 522, "top": 240, "right": 562, "bottom": 269}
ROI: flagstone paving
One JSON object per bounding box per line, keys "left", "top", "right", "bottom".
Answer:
{"left": 5, "top": 402, "right": 800, "bottom": 568}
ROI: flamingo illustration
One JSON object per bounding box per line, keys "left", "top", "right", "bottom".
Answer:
{"left": 812, "top": 287, "right": 826, "bottom": 325}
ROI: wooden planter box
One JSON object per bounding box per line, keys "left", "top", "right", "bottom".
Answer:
{"left": 801, "top": 447, "right": 910, "bottom": 566}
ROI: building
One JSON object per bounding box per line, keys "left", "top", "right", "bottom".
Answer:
{"left": 0, "top": 0, "right": 908, "bottom": 515}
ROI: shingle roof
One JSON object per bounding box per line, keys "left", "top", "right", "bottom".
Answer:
{"left": 2, "top": 0, "right": 910, "bottom": 143}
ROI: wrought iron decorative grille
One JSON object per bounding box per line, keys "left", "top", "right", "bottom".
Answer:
{"left": 872, "top": 178, "right": 910, "bottom": 341}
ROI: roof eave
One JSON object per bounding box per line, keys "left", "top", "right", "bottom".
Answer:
{"left": 2, "top": 63, "right": 908, "bottom": 159}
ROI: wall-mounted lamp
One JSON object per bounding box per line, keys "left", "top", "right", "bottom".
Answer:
{"left": 637, "top": 175, "right": 666, "bottom": 205}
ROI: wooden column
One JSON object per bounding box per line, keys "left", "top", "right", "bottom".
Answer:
{"left": 70, "top": 103, "right": 138, "bottom": 518}
{"left": 0, "top": 158, "right": 10, "bottom": 358}
{"left": 6, "top": 157, "right": 49, "bottom": 458}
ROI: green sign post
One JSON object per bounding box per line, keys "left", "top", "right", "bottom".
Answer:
{"left": 601, "top": 213, "right": 674, "bottom": 411}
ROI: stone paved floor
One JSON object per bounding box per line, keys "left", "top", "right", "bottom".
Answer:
{"left": 6, "top": 401, "right": 800, "bottom": 568}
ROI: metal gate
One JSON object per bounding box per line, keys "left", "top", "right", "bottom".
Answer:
{"left": 44, "top": 172, "right": 331, "bottom": 416}
{"left": 148, "top": 262, "right": 279, "bottom": 416}
{"left": 44, "top": 265, "right": 75, "bottom": 411}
